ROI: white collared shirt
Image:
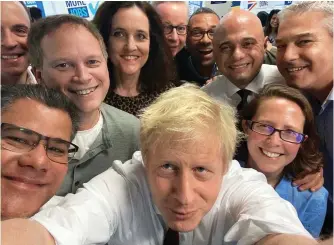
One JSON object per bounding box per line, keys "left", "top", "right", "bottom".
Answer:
{"left": 320, "top": 88, "right": 333, "bottom": 114}
{"left": 202, "top": 64, "right": 285, "bottom": 107}
{"left": 26, "top": 66, "right": 38, "bottom": 84}
{"left": 32, "top": 151, "right": 311, "bottom": 245}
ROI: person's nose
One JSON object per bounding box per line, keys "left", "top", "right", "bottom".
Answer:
{"left": 125, "top": 35, "right": 138, "bottom": 52}
{"left": 18, "top": 143, "right": 51, "bottom": 172}
{"left": 199, "top": 32, "right": 212, "bottom": 46}
{"left": 281, "top": 44, "right": 299, "bottom": 63}
{"left": 73, "top": 63, "right": 93, "bottom": 84}
{"left": 167, "top": 28, "right": 179, "bottom": 43}
{"left": 231, "top": 45, "right": 246, "bottom": 61}
{"left": 174, "top": 170, "right": 195, "bottom": 205}
{"left": 1, "top": 29, "right": 18, "bottom": 49}
{"left": 266, "top": 131, "right": 282, "bottom": 146}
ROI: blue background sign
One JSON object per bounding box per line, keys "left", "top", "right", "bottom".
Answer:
{"left": 66, "top": 1, "right": 89, "bottom": 18}
{"left": 24, "top": 1, "right": 46, "bottom": 17}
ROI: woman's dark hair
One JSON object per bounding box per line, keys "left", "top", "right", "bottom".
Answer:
{"left": 242, "top": 83, "right": 323, "bottom": 179}
{"left": 257, "top": 11, "right": 268, "bottom": 27}
{"left": 264, "top": 9, "right": 280, "bottom": 37}
{"left": 92, "top": 1, "right": 176, "bottom": 93}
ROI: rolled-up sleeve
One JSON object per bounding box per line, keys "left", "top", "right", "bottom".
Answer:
{"left": 31, "top": 167, "right": 123, "bottom": 245}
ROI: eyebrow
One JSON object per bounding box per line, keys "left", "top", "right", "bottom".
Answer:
{"left": 258, "top": 120, "right": 301, "bottom": 132}
{"left": 112, "top": 27, "right": 149, "bottom": 34}
{"left": 191, "top": 25, "right": 217, "bottom": 29}
{"left": 12, "top": 24, "right": 29, "bottom": 30}
{"left": 219, "top": 37, "right": 256, "bottom": 47}
{"left": 276, "top": 32, "right": 316, "bottom": 43}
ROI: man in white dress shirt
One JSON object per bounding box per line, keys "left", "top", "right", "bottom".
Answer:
{"left": 202, "top": 9, "right": 284, "bottom": 108}
{"left": 2, "top": 85, "right": 317, "bottom": 245}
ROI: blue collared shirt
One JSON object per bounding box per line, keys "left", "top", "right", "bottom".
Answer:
{"left": 238, "top": 161, "right": 328, "bottom": 238}
{"left": 275, "top": 176, "right": 328, "bottom": 238}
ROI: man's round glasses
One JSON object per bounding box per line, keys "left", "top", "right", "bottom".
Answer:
{"left": 163, "top": 24, "right": 187, "bottom": 35}
{"left": 246, "top": 120, "right": 307, "bottom": 144}
{"left": 189, "top": 28, "right": 215, "bottom": 41}
{"left": 1, "top": 123, "right": 79, "bottom": 164}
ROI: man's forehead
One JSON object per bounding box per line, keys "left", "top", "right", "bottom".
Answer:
{"left": 157, "top": 2, "right": 188, "bottom": 23}
{"left": 189, "top": 13, "right": 219, "bottom": 28}
{"left": 1, "top": 2, "right": 30, "bottom": 26}
{"left": 2, "top": 98, "right": 72, "bottom": 139}
{"left": 277, "top": 12, "right": 331, "bottom": 40}
{"left": 41, "top": 24, "right": 102, "bottom": 57}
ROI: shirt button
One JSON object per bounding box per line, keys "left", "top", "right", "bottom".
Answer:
{"left": 74, "top": 181, "right": 80, "bottom": 186}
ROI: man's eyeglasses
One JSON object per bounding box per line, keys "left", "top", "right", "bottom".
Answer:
{"left": 246, "top": 120, "right": 307, "bottom": 144}
{"left": 163, "top": 24, "right": 187, "bottom": 35}
{"left": 189, "top": 28, "right": 215, "bottom": 41}
{"left": 1, "top": 123, "right": 79, "bottom": 164}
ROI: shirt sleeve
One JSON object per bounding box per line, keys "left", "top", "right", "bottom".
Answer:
{"left": 300, "top": 188, "right": 328, "bottom": 238}
{"left": 31, "top": 167, "right": 124, "bottom": 245}
{"left": 223, "top": 167, "right": 313, "bottom": 245}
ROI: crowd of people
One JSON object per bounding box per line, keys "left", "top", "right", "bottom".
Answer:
{"left": 1, "top": 1, "right": 333, "bottom": 245}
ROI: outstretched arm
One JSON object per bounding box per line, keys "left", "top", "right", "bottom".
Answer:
{"left": 2, "top": 219, "right": 55, "bottom": 245}
{"left": 256, "top": 234, "right": 318, "bottom": 245}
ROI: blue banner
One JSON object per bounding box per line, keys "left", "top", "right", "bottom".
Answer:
{"left": 65, "top": 1, "right": 89, "bottom": 18}
{"left": 24, "top": 1, "right": 46, "bottom": 17}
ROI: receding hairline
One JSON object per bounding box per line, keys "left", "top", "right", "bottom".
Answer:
{"left": 2, "top": 1, "right": 31, "bottom": 24}
{"left": 36, "top": 22, "right": 107, "bottom": 67}
{"left": 188, "top": 12, "right": 220, "bottom": 26}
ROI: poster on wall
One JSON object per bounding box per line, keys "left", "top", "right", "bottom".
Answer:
{"left": 188, "top": 1, "right": 203, "bottom": 16}
{"left": 24, "top": 1, "right": 103, "bottom": 20}
{"left": 24, "top": 1, "right": 46, "bottom": 17}
{"left": 236, "top": 1, "right": 294, "bottom": 13}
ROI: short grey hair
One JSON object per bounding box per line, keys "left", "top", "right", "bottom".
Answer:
{"left": 278, "top": 1, "right": 333, "bottom": 36}
{"left": 1, "top": 85, "right": 80, "bottom": 140}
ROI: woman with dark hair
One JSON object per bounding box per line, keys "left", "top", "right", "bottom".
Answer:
{"left": 264, "top": 9, "right": 280, "bottom": 46}
{"left": 257, "top": 11, "right": 268, "bottom": 27}
{"left": 92, "top": 1, "right": 177, "bottom": 116}
{"left": 237, "top": 83, "right": 328, "bottom": 238}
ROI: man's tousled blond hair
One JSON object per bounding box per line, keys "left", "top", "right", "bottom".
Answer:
{"left": 139, "top": 84, "right": 242, "bottom": 165}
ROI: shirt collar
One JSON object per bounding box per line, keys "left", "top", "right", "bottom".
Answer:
{"left": 320, "top": 88, "right": 333, "bottom": 114}
{"left": 188, "top": 57, "right": 217, "bottom": 79}
{"left": 226, "top": 66, "right": 264, "bottom": 97}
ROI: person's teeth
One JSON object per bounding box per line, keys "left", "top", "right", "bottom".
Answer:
{"left": 123, "top": 56, "right": 138, "bottom": 60}
{"left": 231, "top": 64, "right": 248, "bottom": 69}
{"left": 1, "top": 55, "right": 19, "bottom": 59}
{"left": 262, "top": 149, "right": 280, "bottom": 158}
{"left": 287, "top": 67, "right": 305, "bottom": 72}
{"left": 75, "top": 87, "right": 96, "bottom": 95}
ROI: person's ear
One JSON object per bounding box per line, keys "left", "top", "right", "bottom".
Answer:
{"left": 34, "top": 68, "right": 44, "bottom": 84}
{"left": 264, "top": 36, "right": 270, "bottom": 51}
{"left": 241, "top": 120, "right": 249, "bottom": 134}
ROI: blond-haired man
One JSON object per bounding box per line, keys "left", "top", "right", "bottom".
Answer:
{"left": 2, "top": 85, "right": 317, "bottom": 245}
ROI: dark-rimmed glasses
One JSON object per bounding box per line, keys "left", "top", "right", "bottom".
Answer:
{"left": 163, "top": 24, "right": 187, "bottom": 35}
{"left": 188, "top": 28, "right": 215, "bottom": 41}
{"left": 246, "top": 120, "right": 307, "bottom": 144}
{"left": 1, "top": 123, "right": 78, "bottom": 164}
